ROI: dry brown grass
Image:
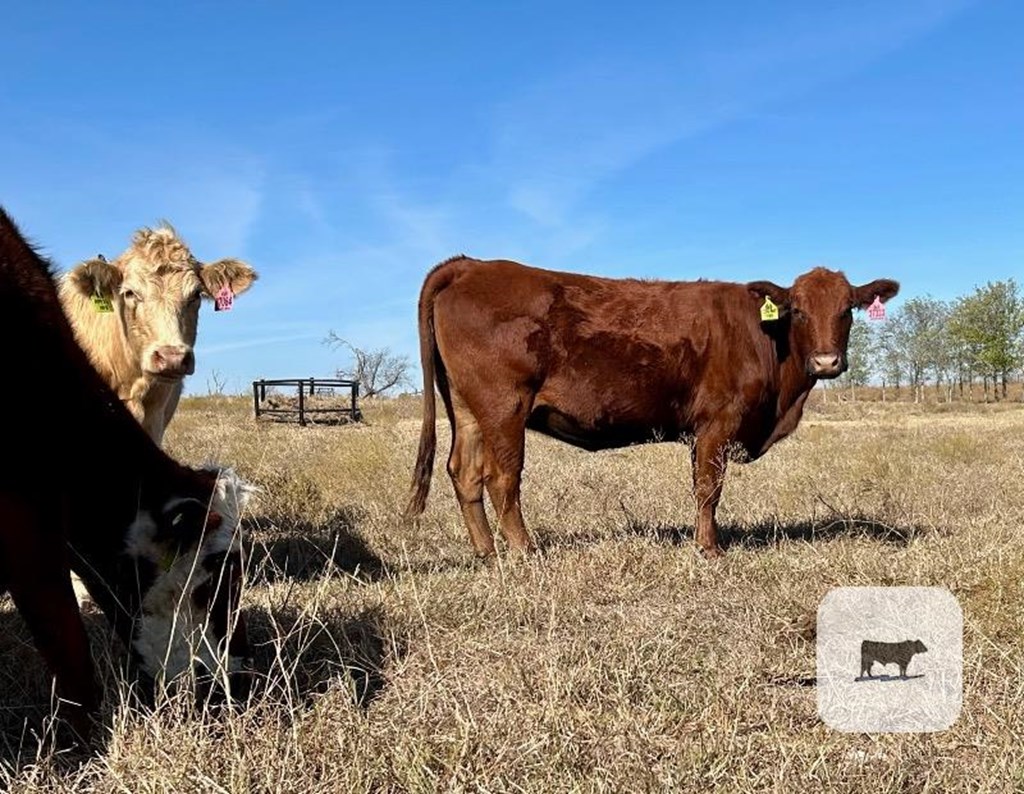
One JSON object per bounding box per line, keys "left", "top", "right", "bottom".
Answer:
{"left": 2, "top": 395, "right": 1023, "bottom": 792}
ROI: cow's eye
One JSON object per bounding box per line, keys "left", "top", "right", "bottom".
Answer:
{"left": 122, "top": 289, "right": 140, "bottom": 303}
{"left": 791, "top": 307, "right": 806, "bottom": 322}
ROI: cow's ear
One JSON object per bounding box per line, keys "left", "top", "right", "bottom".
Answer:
{"left": 853, "top": 278, "right": 899, "bottom": 308}
{"left": 68, "top": 257, "right": 123, "bottom": 299}
{"left": 200, "top": 258, "right": 258, "bottom": 298}
{"left": 746, "top": 280, "right": 790, "bottom": 309}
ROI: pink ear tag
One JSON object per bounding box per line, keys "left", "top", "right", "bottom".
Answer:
{"left": 867, "top": 295, "right": 885, "bottom": 321}
{"left": 214, "top": 284, "right": 234, "bottom": 312}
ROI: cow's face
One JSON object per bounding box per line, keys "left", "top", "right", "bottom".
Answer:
{"left": 748, "top": 268, "right": 899, "bottom": 379}
{"left": 914, "top": 639, "right": 928, "bottom": 653}
{"left": 123, "top": 467, "right": 257, "bottom": 701}
{"left": 68, "top": 226, "right": 257, "bottom": 382}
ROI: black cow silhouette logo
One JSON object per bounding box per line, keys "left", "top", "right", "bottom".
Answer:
{"left": 858, "top": 639, "right": 928, "bottom": 680}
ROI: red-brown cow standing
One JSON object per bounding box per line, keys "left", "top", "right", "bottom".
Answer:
{"left": 406, "top": 256, "right": 898, "bottom": 559}
{"left": 0, "top": 207, "right": 253, "bottom": 745}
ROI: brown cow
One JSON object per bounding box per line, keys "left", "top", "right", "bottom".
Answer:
{"left": 0, "top": 207, "right": 255, "bottom": 744}
{"left": 59, "top": 224, "right": 258, "bottom": 445}
{"left": 406, "top": 256, "right": 898, "bottom": 558}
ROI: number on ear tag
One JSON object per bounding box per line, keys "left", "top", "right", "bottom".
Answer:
{"left": 91, "top": 293, "right": 114, "bottom": 313}
{"left": 760, "top": 296, "right": 779, "bottom": 322}
{"left": 214, "top": 284, "right": 234, "bottom": 312}
{"left": 867, "top": 295, "right": 885, "bottom": 320}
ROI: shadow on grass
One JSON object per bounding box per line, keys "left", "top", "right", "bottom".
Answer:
{"left": 245, "top": 603, "right": 402, "bottom": 710}
{"left": 621, "top": 514, "right": 934, "bottom": 551}
{"left": 246, "top": 507, "right": 387, "bottom": 584}
{"left": 0, "top": 601, "right": 403, "bottom": 772}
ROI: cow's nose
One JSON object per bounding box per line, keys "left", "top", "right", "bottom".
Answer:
{"left": 809, "top": 352, "right": 842, "bottom": 377}
{"left": 152, "top": 346, "right": 194, "bottom": 376}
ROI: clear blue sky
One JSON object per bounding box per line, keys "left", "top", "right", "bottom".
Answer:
{"left": 2, "top": 1, "right": 1022, "bottom": 395}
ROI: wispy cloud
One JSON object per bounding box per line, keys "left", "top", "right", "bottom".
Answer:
{"left": 483, "top": 0, "right": 974, "bottom": 229}
{"left": 199, "top": 332, "right": 322, "bottom": 356}
{"left": 166, "top": 166, "right": 266, "bottom": 256}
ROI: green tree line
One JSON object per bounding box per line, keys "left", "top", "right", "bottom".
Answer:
{"left": 836, "top": 278, "right": 1024, "bottom": 402}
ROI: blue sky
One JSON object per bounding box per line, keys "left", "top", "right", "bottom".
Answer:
{"left": 2, "top": 0, "right": 1022, "bottom": 395}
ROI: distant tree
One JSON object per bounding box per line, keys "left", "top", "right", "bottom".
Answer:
{"left": 324, "top": 332, "right": 413, "bottom": 398}
{"left": 876, "top": 312, "right": 907, "bottom": 401}
{"left": 893, "top": 297, "right": 948, "bottom": 402}
{"left": 946, "top": 299, "right": 980, "bottom": 400}
{"left": 958, "top": 282, "right": 1024, "bottom": 401}
{"left": 947, "top": 280, "right": 1024, "bottom": 400}
{"left": 838, "top": 317, "right": 874, "bottom": 400}
{"left": 925, "top": 300, "right": 953, "bottom": 401}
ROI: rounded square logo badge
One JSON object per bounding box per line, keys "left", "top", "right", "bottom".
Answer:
{"left": 817, "top": 586, "right": 963, "bottom": 733}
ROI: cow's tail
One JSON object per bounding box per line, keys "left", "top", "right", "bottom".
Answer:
{"left": 404, "top": 258, "right": 460, "bottom": 519}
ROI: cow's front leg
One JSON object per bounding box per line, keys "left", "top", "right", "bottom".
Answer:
{"left": 0, "top": 500, "right": 98, "bottom": 744}
{"left": 690, "top": 432, "right": 730, "bottom": 558}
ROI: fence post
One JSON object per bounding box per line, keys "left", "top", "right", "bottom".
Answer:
{"left": 309, "top": 377, "right": 315, "bottom": 396}
{"left": 298, "top": 380, "right": 306, "bottom": 426}
{"left": 253, "top": 381, "right": 260, "bottom": 419}
{"left": 351, "top": 381, "right": 359, "bottom": 420}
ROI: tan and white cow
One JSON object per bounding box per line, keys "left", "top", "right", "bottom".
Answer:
{"left": 59, "top": 225, "right": 258, "bottom": 444}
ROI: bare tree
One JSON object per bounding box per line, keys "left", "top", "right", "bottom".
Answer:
{"left": 324, "top": 331, "right": 412, "bottom": 398}
{"left": 206, "top": 369, "right": 228, "bottom": 396}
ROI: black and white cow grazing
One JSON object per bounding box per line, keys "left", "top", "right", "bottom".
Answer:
{"left": 0, "top": 206, "right": 255, "bottom": 744}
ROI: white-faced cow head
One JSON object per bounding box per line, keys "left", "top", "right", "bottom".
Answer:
{"left": 748, "top": 267, "right": 899, "bottom": 379}
{"left": 67, "top": 225, "right": 257, "bottom": 382}
{"left": 122, "top": 467, "right": 258, "bottom": 700}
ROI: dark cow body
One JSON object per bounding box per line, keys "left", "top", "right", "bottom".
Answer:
{"left": 406, "top": 256, "right": 898, "bottom": 558}
{"left": 0, "top": 208, "right": 251, "bottom": 744}
{"left": 860, "top": 639, "right": 928, "bottom": 678}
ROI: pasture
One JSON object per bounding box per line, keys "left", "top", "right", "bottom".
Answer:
{"left": 2, "top": 394, "right": 1022, "bottom": 792}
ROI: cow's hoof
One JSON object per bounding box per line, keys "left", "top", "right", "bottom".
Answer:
{"left": 699, "top": 544, "right": 725, "bottom": 560}
{"left": 474, "top": 552, "right": 499, "bottom": 568}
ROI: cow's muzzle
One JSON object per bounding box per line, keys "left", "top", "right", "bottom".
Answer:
{"left": 148, "top": 345, "right": 195, "bottom": 379}
{"left": 807, "top": 351, "right": 846, "bottom": 379}
{"left": 195, "top": 658, "right": 254, "bottom": 707}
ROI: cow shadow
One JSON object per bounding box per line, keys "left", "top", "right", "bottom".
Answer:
{"left": 245, "top": 507, "right": 387, "bottom": 585}
{"left": 854, "top": 674, "right": 925, "bottom": 683}
{"left": 243, "top": 602, "right": 401, "bottom": 710}
{"left": 620, "top": 514, "right": 930, "bottom": 551}
{"left": 767, "top": 674, "right": 817, "bottom": 688}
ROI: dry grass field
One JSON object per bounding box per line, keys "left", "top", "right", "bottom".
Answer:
{"left": 2, "top": 393, "right": 1023, "bottom": 792}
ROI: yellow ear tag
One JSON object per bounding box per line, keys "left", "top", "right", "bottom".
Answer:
{"left": 91, "top": 292, "right": 114, "bottom": 313}
{"left": 760, "top": 296, "right": 779, "bottom": 322}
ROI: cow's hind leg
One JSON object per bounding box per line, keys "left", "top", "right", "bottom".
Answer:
{"left": 483, "top": 444, "right": 536, "bottom": 557}
{"left": 482, "top": 401, "right": 535, "bottom": 555}
{"left": 447, "top": 392, "right": 497, "bottom": 559}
